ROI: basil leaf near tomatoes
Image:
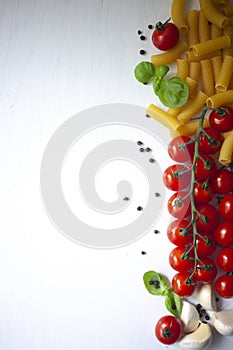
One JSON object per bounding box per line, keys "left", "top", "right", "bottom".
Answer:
{"left": 143, "top": 271, "right": 182, "bottom": 318}
{"left": 134, "top": 62, "right": 189, "bottom": 108}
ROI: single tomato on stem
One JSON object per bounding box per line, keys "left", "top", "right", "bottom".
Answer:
{"left": 172, "top": 272, "right": 196, "bottom": 297}
{"left": 152, "top": 18, "right": 179, "bottom": 51}
{"left": 209, "top": 105, "right": 233, "bottom": 132}
{"left": 167, "top": 191, "right": 191, "bottom": 219}
{"left": 155, "top": 315, "right": 182, "bottom": 345}
{"left": 167, "top": 219, "right": 193, "bottom": 246}
{"left": 168, "top": 135, "right": 195, "bottom": 163}
{"left": 163, "top": 164, "right": 191, "bottom": 191}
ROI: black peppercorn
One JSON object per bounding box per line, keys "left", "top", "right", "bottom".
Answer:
{"left": 139, "top": 49, "right": 146, "bottom": 55}
{"left": 140, "top": 35, "right": 146, "bottom": 41}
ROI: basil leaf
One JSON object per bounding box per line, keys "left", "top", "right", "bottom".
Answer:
{"left": 165, "top": 291, "right": 182, "bottom": 318}
{"left": 143, "top": 271, "right": 170, "bottom": 296}
{"left": 134, "top": 61, "right": 156, "bottom": 84}
{"left": 156, "top": 65, "right": 169, "bottom": 79}
{"left": 153, "top": 76, "right": 189, "bottom": 108}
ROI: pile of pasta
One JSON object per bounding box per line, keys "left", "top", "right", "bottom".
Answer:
{"left": 147, "top": 0, "right": 233, "bottom": 165}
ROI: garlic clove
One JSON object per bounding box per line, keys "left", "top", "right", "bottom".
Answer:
{"left": 180, "top": 300, "right": 200, "bottom": 334}
{"left": 177, "top": 322, "right": 212, "bottom": 350}
{"left": 213, "top": 309, "right": 233, "bottom": 336}
{"left": 195, "top": 283, "right": 217, "bottom": 311}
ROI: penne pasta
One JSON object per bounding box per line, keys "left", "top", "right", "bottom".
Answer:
{"left": 151, "top": 40, "right": 188, "bottom": 66}
{"left": 171, "top": 0, "right": 188, "bottom": 35}
{"left": 206, "top": 90, "right": 233, "bottom": 107}
{"left": 215, "top": 55, "right": 233, "bottom": 91}
{"left": 199, "top": 0, "right": 229, "bottom": 28}
{"left": 223, "top": 26, "right": 233, "bottom": 56}
{"left": 187, "top": 10, "right": 199, "bottom": 46}
{"left": 200, "top": 59, "right": 215, "bottom": 96}
{"left": 172, "top": 118, "right": 210, "bottom": 137}
{"left": 189, "top": 62, "right": 201, "bottom": 82}
{"left": 210, "top": 23, "right": 223, "bottom": 39}
{"left": 185, "top": 77, "right": 198, "bottom": 98}
{"left": 211, "top": 55, "right": 223, "bottom": 83}
{"left": 190, "top": 35, "right": 231, "bottom": 57}
{"left": 199, "top": 10, "right": 210, "bottom": 43}
{"left": 146, "top": 104, "right": 181, "bottom": 131}
{"left": 176, "top": 58, "right": 189, "bottom": 79}
{"left": 223, "top": 4, "right": 233, "bottom": 16}
{"left": 219, "top": 130, "right": 233, "bottom": 165}
{"left": 186, "top": 49, "right": 221, "bottom": 62}
{"left": 167, "top": 106, "right": 185, "bottom": 118}
{"left": 177, "top": 91, "right": 208, "bottom": 124}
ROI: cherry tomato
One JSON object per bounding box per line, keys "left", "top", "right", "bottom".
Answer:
{"left": 198, "top": 127, "right": 223, "bottom": 155}
{"left": 163, "top": 164, "right": 191, "bottom": 191}
{"left": 215, "top": 274, "right": 233, "bottom": 298}
{"left": 195, "top": 204, "right": 219, "bottom": 232}
{"left": 218, "top": 194, "right": 233, "bottom": 220}
{"left": 155, "top": 315, "right": 182, "bottom": 345}
{"left": 167, "top": 219, "right": 193, "bottom": 246}
{"left": 196, "top": 233, "right": 216, "bottom": 257}
{"left": 214, "top": 220, "right": 233, "bottom": 247}
{"left": 152, "top": 18, "right": 179, "bottom": 51}
{"left": 195, "top": 154, "right": 217, "bottom": 181}
{"left": 194, "top": 257, "right": 217, "bottom": 283}
{"left": 168, "top": 136, "right": 195, "bottom": 163}
{"left": 193, "top": 181, "right": 215, "bottom": 204}
{"left": 169, "top": 245, "right": 195, "bottom": 272}
{"left": 209, "top": 106, "right": 233, "bottom": 132}
{"left": 172, "top": 272, "right": 196, "bottom": 297}
{"left": 167, "top": 191, "right": 191, "bottom": 219}
{"left": 211, "top": 168, "right": 233, "bottom": 194}
{"left": 217, "top": 247, "right": 233, "bottom": 272}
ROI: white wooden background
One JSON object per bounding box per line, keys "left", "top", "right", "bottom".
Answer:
{"left": 1, "top": 1, "right": 233, "bottom": 349}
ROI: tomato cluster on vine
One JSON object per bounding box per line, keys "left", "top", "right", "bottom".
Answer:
{"left": 163, "top": 106, "right": 233, "bottom": 299}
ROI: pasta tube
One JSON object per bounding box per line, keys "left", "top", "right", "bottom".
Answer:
{"left": 211, "top": 56, "right": 222, "bottom": 83}
{"left": 215, "top": 55, "right": 233, "bottom": 91}
{"left": 187, "top": 10, "right": 199, "bottom": 46}
{"left": 206, "top": 90, "right": 233, "bottom": 107}
{"left": 171, "top": 0, "right": 188, "bottom": 34}
{"left": 177, "top": 91, "right": 208, "bottom": 124}
{"left": 190, "top": 35, "right": 230, "bottom": 57}
{"left": 173, "top": 118, "right": 210, "bottom": 137}
{"left": 146, "top": 104, "right": 181, "bottom": 131}
{"left": 151, "top": 40, "right": 188, "bottom": 66}
{"left": 199, "top": 10, "right": 210, "bottom": 43}
{"left": 176, "top": 58, "right": 189, "bottom": 79}
{"left": 219, "top": 131, "right": 233, "bottom": 165}
{"left": 200, "top": 59, "right": 215, "bottom": 96}
{"left": 189, "top": 62, "right": 201, "bottom": 82}
{"left": 199, "top": 0, "right": 229, "bottom": 28}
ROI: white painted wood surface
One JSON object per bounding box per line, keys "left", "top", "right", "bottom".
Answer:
{"left": 1, "top": 1, "right": 233, "bottom": 349}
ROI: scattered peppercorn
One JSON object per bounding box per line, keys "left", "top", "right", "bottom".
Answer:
{"left": 148, "top": 24, "right": 154, "bottom": 29}
{"left": 154, "top": 229, "right": 160, "bottom": 234}
{"left": 137, "top": 206, "right": 143, "bottom": 211}
{"left": 139, "top": 49, "right": 146, "bottom": 55}
{"left": 145, "top": 114, "right": 150, "bottom": 118}
{"left": 145, "top": 147, "right": 152, "bottom": 152}
{"left": 123, "top": 197, "right": 130, "bottom": 201}
{"left": 137, "top": 141, "right": 144, "bottom": 145}
{"left": 141, "top": 250, "right": 147, "bottom": 255}
{"left": 205, "top": 315, "right": 210, "bottom": 321}
{"left": 149, "top": 158, "right": 155, "bottom": 163}
{"left": 137, "top": 30, "right": 142, "bottom": 35}
{"left": 140, "top": 35, "right": 146, "bottom": 40}
{"left": 172, "top": 305, "right": 177, "bottom": 310}
{"left": 154, "top": 192, "right": 160, "bottom": 197}
{"left": 139, "top": 147, "right": 145, "bottom": 152}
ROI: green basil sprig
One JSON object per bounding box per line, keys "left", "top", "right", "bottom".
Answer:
{"left": 134, "top": 61, "right": 189, "bottom": 108}
{"left": 143, "top": 271, "right": 182, "bottom": 318}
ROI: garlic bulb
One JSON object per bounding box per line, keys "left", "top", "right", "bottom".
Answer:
{"left": 195, "top": 283, "right": 217, "bottom": 311}
{"left": 213, "top": 310, "right": 233, "bottom": 336}
{"left": 180, "top": 300, "right": 200, "bottom": 334}
{"left": 177, "top": 322, "right": 212, "bottom": 350}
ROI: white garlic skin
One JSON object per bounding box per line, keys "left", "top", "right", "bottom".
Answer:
{"left": 213, "top": 310, "right": 233, "bottom": 336}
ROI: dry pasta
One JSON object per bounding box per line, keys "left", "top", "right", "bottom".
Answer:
{"left": 171, "top": 0, "right": 188, "bottom": 35}
{"left": 189, "top": 62, "right": 201, "bottom": 82}
{"left": 146, "top": 104, "right": 181, "bottom": 131}
{"left": 151, "top": 40, "right": 188, "bottom": 66}
{"left": 187, "top": 49, "right": 221, "bottom": 62}
{"left": 167, "top": 106, "right": 185, "bottom": 118}
{"left": 200, "top": 59, "right": 215, "bottom": 96}
{"left": 215, "top": 55, "right": 233, "bottom": 91}
{"left": 190, "top": 35, "right": 230, "bottom": 57}
{"left": 206, "top": 90, "right": 233, "bottom": 107}
{"left": 219, "top": 131, "right": 233, "bottom": 165}
{"left": 187, "top": 10, "right": 199, "bottom": 46}
{"left": 223, "top": 26, "right": 233, "bottom": 56}
{"left": 223, "top": 4, "right": 233, "bottom": 16}
{"left": 199, "top": 10, "right": 210, "bottom": 43}
{"left": 210, "top": 24, "right": 223, "bottom": 39}
{"left": 211, "top": 55, "right": 223, "bottom": 83}
{"left": 185, "top": 77, "right": 198, "bottom": 98}
{"left": 216, "top": 0, "right": 228, "bottom": 5}
{"left": 173, "top": 118, "right": 210, "bottom": 137}
{"left": 177, "top": 91, "right": 208, "bottom": 124}
{"left": 176, "top": 58, "right": 189, "bottom": 79}
{"left": 199, "top": 0, "right": 229, "bottom": 28}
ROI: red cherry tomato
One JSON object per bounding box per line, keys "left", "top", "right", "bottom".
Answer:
{"left": 209, "top": 106, "right": 233, "bottom": 132}
{"left": 198, "top": 127, "right": 223, "bottom": 155}
{"left": 215, "top": 274, "right": 233, "bottom": 298}
{"left": 163, "top": 164, "right": 191, "bottom": 191}
{"left": 155, "top": 315, "right": 182, "bottom": 345}
{"left": 152, "top": 18, "right": 179, "bottom": 51}
{"left": 214, "top": 220, "right": 233, "bottom": 247}
{"left": 217, "top": 247, "right": 233, "bottom": 272}
{"left": 195, "top": 154, "right": 217, "bottom": 181}
{"left": 194, "top": 257, "right": 217, "bottom": 283}
{"left": 169, "top": 245, "right": 195, "bottom": 272}
{"left": 211, "top": 168, "right": 233, "bottom": 194}
{"left": 195, "top": 204, "right": 219, "bottom": 232}
{"left": 168, "top": 136, "right": 195, "bottom": 163}
{"left": 167, "top": 219, "right": 193, "bottom": 246}
{"left": 218, "top": 194, "right": 233, "bottom": 220}
{"left": 193, "top": 181, "right": 215, "bottom": 204}
{"left": 167, "top": 191, "right": 191, "bottom": 219}
{"left": 172, "top": 272, "right": 196, "bottom": 297}
{"left": 196, "top": 233, "right": 216, "bottom": 257}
